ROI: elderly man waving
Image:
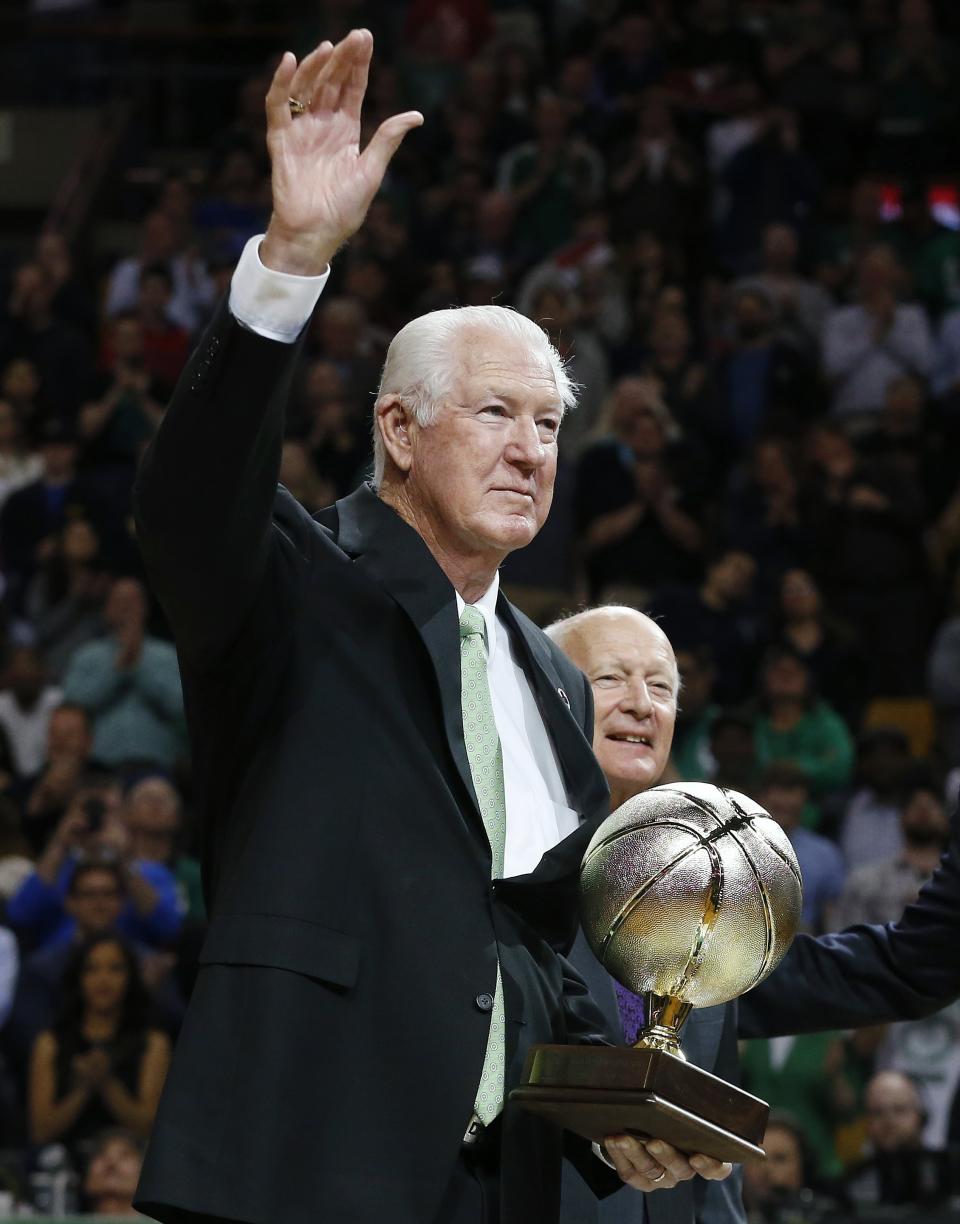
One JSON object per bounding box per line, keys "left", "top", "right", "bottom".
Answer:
{"left": 131, "top": 28, "right": 729, "bottom": 1224}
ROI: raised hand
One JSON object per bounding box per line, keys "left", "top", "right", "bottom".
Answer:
{"left": 260, "top": 30, "right": 423, "bottom": 276}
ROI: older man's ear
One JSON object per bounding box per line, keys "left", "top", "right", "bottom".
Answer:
{"left": 376, "top": 395, "right": 415, "bottom": 474}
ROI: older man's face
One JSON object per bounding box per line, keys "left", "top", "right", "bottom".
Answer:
{"left": 565, "top": 610, "right": 677, "bottom": 799}
{"left": 407, "top": 328, "right": 561, "bottom": 560}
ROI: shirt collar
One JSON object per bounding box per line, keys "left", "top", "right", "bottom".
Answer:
{"left": 455, "top": 572, "right": 500, "bottom": 663}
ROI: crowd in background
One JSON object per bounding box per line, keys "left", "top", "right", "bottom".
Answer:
{"left": 1, "top": 0, "right": 960, "bottom": 1217}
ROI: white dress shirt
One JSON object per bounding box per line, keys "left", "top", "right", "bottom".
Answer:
{"left": 228, "top": 236, "right": 579, "bottom": 878}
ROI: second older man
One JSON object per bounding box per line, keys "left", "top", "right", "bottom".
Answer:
{"left": 549, "top": 607, "right": 746, "bottom": 1224}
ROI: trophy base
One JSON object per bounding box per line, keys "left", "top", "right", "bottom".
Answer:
{"left": 510, "top": 1044, "right": 768, "bottom": 1163}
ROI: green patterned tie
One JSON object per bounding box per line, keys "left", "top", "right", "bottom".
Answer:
{"left": 460, "top": 604, "right": 506, "bottom": 1124}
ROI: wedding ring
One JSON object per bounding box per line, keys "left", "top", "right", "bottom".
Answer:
{"left": 647, "top": 1167, "right": 666, "bottom": 1183}
{"left": 288, "top": 96, "right": 308, "bottom": 116}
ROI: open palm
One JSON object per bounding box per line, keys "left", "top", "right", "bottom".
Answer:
{"left": 263, "top": 31, "right": 422, "bottom": 272}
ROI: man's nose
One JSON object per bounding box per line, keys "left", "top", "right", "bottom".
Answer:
{"left": 506, "top": 417, "right": 548, "bottom": 468}
{"left": 621, "top": 676, "right": 654, "bottom": 716}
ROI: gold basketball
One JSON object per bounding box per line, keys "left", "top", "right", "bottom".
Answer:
{"left": 580, "top": 782, "right": 803, "bottom": 1008}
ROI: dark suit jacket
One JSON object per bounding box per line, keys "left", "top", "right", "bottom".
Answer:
{"left": 560, "top": 933, "right": 746, "bottom": 1224}
{"left": 740, "top": 811, "right": 960, "bottom": 1038}
{"left": 131, "top": 302, "right": 620, "bottom": 1224}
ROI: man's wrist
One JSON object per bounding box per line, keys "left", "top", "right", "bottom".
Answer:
{"left": 260, "top": 222, "right": 338, "bottom": 277}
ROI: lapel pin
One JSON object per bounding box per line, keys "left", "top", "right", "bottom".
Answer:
{"left": 557, "top": 687, "right": 570, "bottom": 708}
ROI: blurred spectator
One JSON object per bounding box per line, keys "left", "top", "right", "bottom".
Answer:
{"left": 608, "top": 91, "right": 702, "bottom": 244}
{"left": 81, "top": 1128, "right": 143, "bottom": 1217}
{"left": 709, "top": 709, "right": 759, "bottom": 793}
{"left": 62, "top": 579, "right": 185, "bottom": 771}
{"left": 104, "top": 211, "right": 214, "bottom": 335}
{"left": 21, "top": 702, "right": 95, "bottom": 856}
{"left": 124, "top": 777, "right": 203, "bottom": 923}
{"left": 306, "top": 296, "right": 386, "bottom": 407}
{"left": 27, "top": 933, "right": 170, "bottom": 1153}
{"left": 496, "top": 91, "right": 604, "bottom": 261}
{"left": 734, "top": 223, "right": 833, "bottom": 358}
{"left": 717, "top": 107, "right": 820, "bottom": 275}
{"left": 802, "top": 421, "right": 930, "bottom": 695}
{"left": 528, "top": 281, "right": 608, "bottom": 454}
{"left": 709, "top": 286, "right": 816, "bottom": 452}
{"left": 753, "top": 647, "right": 855, "bottom": 805}
{"left": 858, "top": 373, "right": 954, "bottom": 518}
{"left": 843, "top": 1069, "right": 953, "bottom": 1206}
{"left": 927, "top": 566, "right": 960, "bottom": 766}
{"left": 7, "top": 782, "right": 183, "bottom": 952}
{"left": 766, "top": 567, "right": 863, "bottom": 722}
{"left": 0, "top": 356, "right": 44, "bottom": 436}
{"left": 133, "top": 266, "right": 192, "bottom": 389}
{"left": 0, "top": 261, "right": 92, "bottom": 419}
{"left": 742, "top": 1111, "right": 828, "bottom": 1220}
{"left": 576, "top": 377, "right": 706, "bottom": 601}
{"left": 631, "top": 308, "right": 708, "bottom": 429}
{"left": 869, "top": 0, "right": 958, "bottom": 174}
{"left": 194, "top": 145, "right": 268, "bottom": 258}
{"left": 651, "top": 550, "right": 757, "bottom": 703}
{"left": 830, "top": 776, "right": 949, "bottom": 927}
{"left": 0, "top": 398, "right": 43, "bottom": 511}
{"left": 81, "top": 316, "right": 165, "bottom": 470}
{"left": 741, "top": 1030, "right": 859, "bottom": 1180}
{"left": 0, "top": 419, "right": 91, "bottom": 605}
{"left": 724, "top": 440, "right": 808, "bottom": 599}
{"left": 278, "top": 440, "right": 331, "bottom": 516}
{"left": 33, "top": 231, "right": 96, "bottom": 341}
{"left": 671, "top": 645, "right": 719, "bottom": 781}
{"left": 0, "top": 647, "right": 61, "bottom": 778}
{"left": 837, "top": 727, "right": 911, "bottom": 868}
{"left": 516, "top": 207, "right": 629, "bottom": 350}
{"left": 758, "top": 762, "right": 845, "bottom": 933}
{"left": 24, "top": 518, "right": 110, "bottom": 683}
{"left": 822, "top": 244, "right": 934, "bottom": 418}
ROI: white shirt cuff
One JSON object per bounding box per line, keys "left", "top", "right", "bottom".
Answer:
{"left": 592, "top": 1140, "right": 617, "bottom": 1169}
{"left": 228, "top": 234, "right": 330, "bottom": 344}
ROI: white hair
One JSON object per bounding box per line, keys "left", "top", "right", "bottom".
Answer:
{"left": 546, "top": 605, "right": 681, "bottom": 699}
{"left": 371, "top": 305, "right": 578, "bottom": 484}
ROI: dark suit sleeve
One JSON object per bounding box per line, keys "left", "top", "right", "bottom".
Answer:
{"left": 133, "top": 299, "right": 309, "bottom": 666}
{"left": 739, "top": 813, "right": 960, "bottom": 1038}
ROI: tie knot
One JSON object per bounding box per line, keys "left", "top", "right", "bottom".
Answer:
{"left": 460, "top": 604, "right": 486, "bottom": 642}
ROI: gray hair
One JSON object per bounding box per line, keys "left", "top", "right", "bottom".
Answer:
{"left": 371, "top": 305, "right": 577, "bottom": 484}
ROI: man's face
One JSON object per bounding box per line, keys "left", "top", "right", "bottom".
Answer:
{"left": 403, "top": 329, "right": 561, "bottom": 562}
{"left": 564, "top": 610, "right": 677, "bottom": 799}
{"left": 901, "top": 788, "right": 948, "bottom": 845}
{"left": 866, "top": 1075, "right": 925, "bottom": 1152}
{"left": 65, "top": 868, "right": 124, "bottom": 937}
{"left": 125, "top": 779, "right": 180, "bottom": 864}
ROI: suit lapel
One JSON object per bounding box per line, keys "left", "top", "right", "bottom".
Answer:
{"left": 334, "top": 485, "right": 484, "bottom": 834}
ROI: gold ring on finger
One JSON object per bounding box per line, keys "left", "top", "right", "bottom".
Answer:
{"left": 288, "top": 96, "right": 308, "bottom": 116}
{"left": 647, "top": 1167, "right": 666, "bottom": 1183}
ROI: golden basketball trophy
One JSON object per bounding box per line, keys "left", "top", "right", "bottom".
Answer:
{"left": 511, "top": 782, "right": 803, "bottom": 1161}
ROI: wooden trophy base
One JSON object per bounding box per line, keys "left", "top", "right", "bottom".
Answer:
{"left": 510, "top": 1044, "right": 768, "bottom": 1163}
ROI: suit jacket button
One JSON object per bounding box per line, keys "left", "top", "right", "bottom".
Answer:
{"left": 475, "top": 992, "right": 494, "bottom": 1012}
